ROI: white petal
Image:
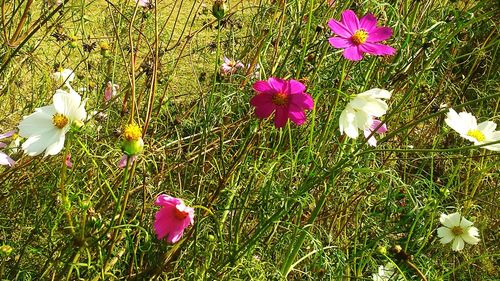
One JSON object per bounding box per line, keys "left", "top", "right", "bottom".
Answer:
{"left": 461, "top": 231, "right": 480, "bottom": 245}
{"left": 359, "top": 88, "right": 391, "bottom": 99}
{"left": 451, "top": 237, "right": 464, "bottom": 251}
{"left": 446, "top": 212, "right": 461, "bottom": 228}
{"left": 477, "top": 121, "right": 496, "bottom": 134}
{"left": 437, "top": 227, "right": 454, "bottom": 244}
{"left": 459, "top": 216, "right": 474, "bottom": 228}
{"left": 21, "top": 129, "right": 59, "bottom": 156}
{"left": 18, "top": 105, "right": 56, "bottom": 137}
{"left": 44, "top": 131, "right": 66, "bottom": 156}
{"left": 458, "top": 111, "right": 477, "bottom": 130}
{"left": 445, "top": 109, "right": 470, "bottom": 135}
{"left": 350, "top": 96, "right": 388, "bottom": 117}
{"left": 482, "top": 131, "right": 500, "bottom": 151}
{"left": 53, "top": 90, "right": 81, "bottom": 117}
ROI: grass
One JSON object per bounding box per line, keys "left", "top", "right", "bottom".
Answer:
{"left": 0, "top": 0, "right": 499, "bottom": 280}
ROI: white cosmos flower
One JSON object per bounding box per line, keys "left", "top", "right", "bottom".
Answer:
{"left": 437, "top": 212, "right": 480, "bottom": 251}
{"left": 52, "top": 68, "right": 75, "bottom": 87}
{"left": 18, "top": 89, "right": 86, "bottom": 156}
{"left": 445, "top": 108, "right": 500, "bottom": 151}
{"left": 339, "top": 88, "right": 391, "bottom": 139}
{"left": 372, "top": 263, "right": 401, "bottom": 281}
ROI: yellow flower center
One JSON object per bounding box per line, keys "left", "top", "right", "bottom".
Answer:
{"left": 352, "top": 29, "right": 368, "bottom": 45}
{"left": 52, "top": 113, "right": 69, "bottom": 129}
{"left": 272, "top": 92, "right": 289, "bottom": 106}
{"left": 174, "top": 207, "right": 189, "bottom": 220}
{"left": 467, "top": 129, "right": 485, "bottom": 142}
{"left": 451, "top": 226, "right": 464, "bottom": 236}
{"left": 123, "top": 123, "right": 142, "bottom": 141}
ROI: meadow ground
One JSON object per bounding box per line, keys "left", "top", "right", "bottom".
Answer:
{"left": 0, "top": 0, "right": 499, "bottom": 280}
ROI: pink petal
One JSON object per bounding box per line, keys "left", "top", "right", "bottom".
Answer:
{"left": 367, "top": 27, "right": 393, "bottom": 42}
{"left": 250, "top": 93, "right": 273, "bottom": 107}
{"left": 0, "top": 130, "right": 16, "bottom": 140}
{"left": 289, "top": 111, "right": 306, "bottom": 125}
{"left": 327, "top": 19, "right": 352, "bottom": 38}
{"left": 0, "top": 142, "right": 5, "bottom": 149}
{"left": 0, "top": 152, "right": 15, "bottom": 167}
{"left": 255, "top": 103, "right": 275, "bottom": 119}
{"left": 167, "top": 227, "right": 186, "bottom": 243}
{"left": 155, "top": 194, "right": 182, "bottom": 207}
{"left": 65, "top": 153, "right": 73, "bottom": 168}
{"left": 252, "top": 81, "right": 275, "bottom": 94}
{"left": 371, "top": 119, "right": 388, "bottom": 133}
{"left": 328, "top": 37, "right": 353, "bottom": 49}
{"left": 117, "top": 154, "right": 137, "bottom": 168}
{"left": 359, "top": 13, "right": 378, "bottom": 32}
{"left": 274, "top": 107, "right": 288, "bottom": 128}
{"left": 268, "top": 77, "right": 286, "bottom": 93}
{"left": 359, "top": 42, "right": 396, "bottom": 56}
{"left": 289, "top": 93, "right": 314, "bottom": 110}
{"left": 343, "top": 46, "right": 363, "bottom": 61}
{"left": 288, "top": 80, "right": 306, "bottom": 95}
{"left": 341, "top": 10, "right": 359, "bottom": 32}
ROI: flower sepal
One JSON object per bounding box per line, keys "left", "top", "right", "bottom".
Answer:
{"left": 121, "top": 138, "right": 144, "bottom": 156}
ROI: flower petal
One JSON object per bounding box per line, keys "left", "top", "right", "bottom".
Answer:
{"left": 451, "top": 236, "right": 464, "bottom": 251}
{"left": 461, "top": 230, "right": 480, "bottom": 245}
{"left": 289, "top": 93, "right": 314, "bottom": 110}
{"left": 0, "top": 152, "right": 15, "bottom": 167}
{"left": 254, "top": 103, "right": 275, "bottom": 119}
{"left": 288, "top": 110, "right": 306, "bottom": 125}
{"left": 268, "top": 77, "right": 286, "bottom": 93}
{"left": 0, "top": 130, "right": 16, "bottom": 140}
{"left": 44, "top": 130, "right": 66, "bottom": 156}
{"left": 359, "top": 13, "right": 377, "bottom": 32}
{"left": 341, "top": 10, "right": 359, "bottom": 32}
{"left": 343, "top": 46, "right": 363, "bottom": 61}
{"left": 439, "top": 212, "right": 461, "bottom": 228}
{"left": 437, "top": 227, "right": 454, "bottom": 244}
{"left": 367, "top": 27, "right": 393, "bottom": 42}
{"left": 253, "top": 81, "right": 275, "bottom": 94}
{"left": 288, "top": 80, "right": 306, "bottom": 95}
{"left": 18, "top": 105, "right": 57, "bottom": 137}
{"left": 477, "top": 121, "right": 496, "bottom": 134}
{"left": 327, "top": 19, "right": 352, "bottom": 38}
{"left": 328, "top": 37, "right": 353, "bottom": 49}
{"left": 250, "top": 93, "right": 273, "bottom": 107}
{"left": 155, "top": 194, "right": 182, "bottom": 207}
{"left": 274, "top": 107, "right": 288, "bottom": 128}
{"left": 359, "top": 42, "right": 396, "bottom": 56}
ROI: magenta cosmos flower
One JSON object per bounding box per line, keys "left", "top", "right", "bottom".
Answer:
{"left": 154, "top": 195, "right": 194, "bottom": 243}
{"left": 328, "top": 10, "right": 396, "bottom": 61}
{"left": 250, "top": 78, "right": 314, "bottom": 128}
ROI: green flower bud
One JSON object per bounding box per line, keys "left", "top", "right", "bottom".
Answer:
{"left": 0, "top": 245, "right": 12, "bottom": 256}
{"left": 122, "top": 138, "right": 144, "bottom": 156}
{"left": 212, "top": 0, "right": 227, "bottom": 20}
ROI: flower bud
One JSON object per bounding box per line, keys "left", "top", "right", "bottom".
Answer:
{"left": 121, "top": 123, "right": 144, "bottom": 156}
{"left": 212, "top": 0, "right": 227, "bottom": 20}
{"left": 0, "top": 244, "right": 12, "bottom": 256}
{"left": 376, "top": 245, "right": 387, "bottom": 255}
{"left": 122, "top": 138, "right": 144, "bottom": 156}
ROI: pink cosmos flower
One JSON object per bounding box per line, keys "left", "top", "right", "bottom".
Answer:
{"left": 250, "top": 78, "right": 314, "bottom": 128}
{"left": 135, "top": 0, "right": 152, "bottom": 8}
{"left": 363, "top": 118, "right": 387, "bottom": 146}
{"left": 221, "top": 57, "right": 244, "bottom": 75}
{"left": 104, "top": 81, "right": 119, "bottom": 102}
{"left": 65, "top": 153, "right": 73, "bottom": 168}
{"left": 0, "top": 130, "right": 16, "bottom": 167}
{"left": 328, "top": 10, "right": 396, "bottom": 61}
{"left": 154, "top": 195, "right": 195, "bottom": 243}
{"left": 117, "top": 154, "right": 137, "bottom": 168}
